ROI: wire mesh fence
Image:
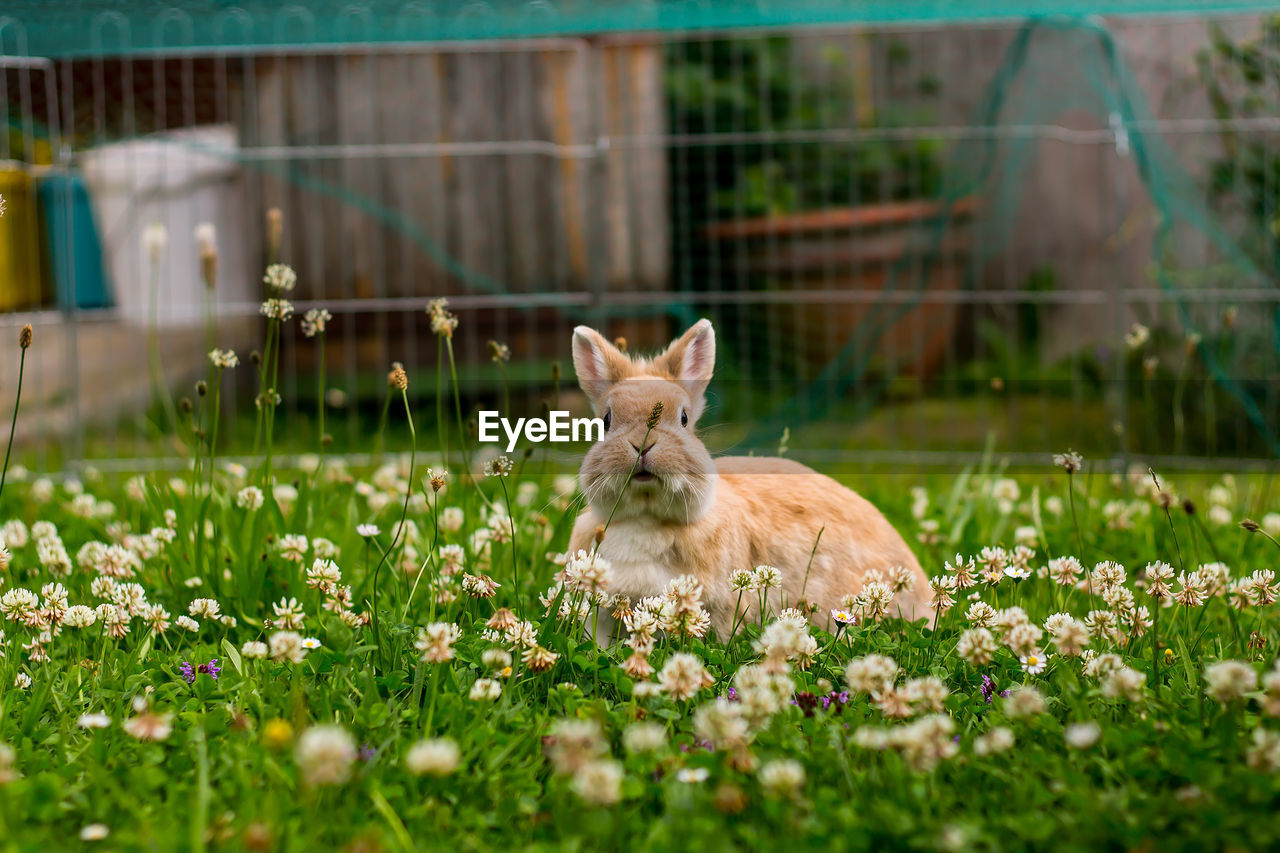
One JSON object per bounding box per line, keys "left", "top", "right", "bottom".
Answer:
{"left": 1, "top": 4, "right": 1278, "bottom": 473}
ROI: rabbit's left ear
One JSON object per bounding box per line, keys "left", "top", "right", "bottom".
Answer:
{"left": 655, "top": 319, "right": 716, "bottom": 416}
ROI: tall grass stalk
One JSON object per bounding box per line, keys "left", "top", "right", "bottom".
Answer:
{"left": 369, "top": 376, "right": 415, "bottom": 671}
{"left": 436, "top": 338, "right": 448, "bottom": 466}
{"left": 0, "top": 325, "right": 32, "bottom": 501}
{"left": 315, "top": 332, "right": 327, "bottom": 454}
{"left": 444, "top": 336, "right": 473, "bottom": 480}
{"left": 147, "top": 256, "right": 179, "bottom": 437}
{"left": 592, "top": 404, "right": 660, "bottom": 558}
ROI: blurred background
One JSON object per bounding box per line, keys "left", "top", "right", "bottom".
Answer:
{"left": 1, "top": 1, "right": 1278, "bottom": 473}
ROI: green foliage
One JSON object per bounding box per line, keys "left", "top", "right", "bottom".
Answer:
{"left": 0, "top": 448, "right": 1278, "bottom": 850}
{"left": 667, "top": 35, "right": 945, "bottom": 224}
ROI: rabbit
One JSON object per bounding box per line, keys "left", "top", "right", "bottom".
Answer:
{"left": 567, "top": 318, "right": 931, "bottom": 639}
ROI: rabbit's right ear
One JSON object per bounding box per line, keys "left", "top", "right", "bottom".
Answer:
{"left": 572, "top": 326, "right": 631, "bottom": 408}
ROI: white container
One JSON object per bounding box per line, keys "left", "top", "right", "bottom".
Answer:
{"left": 80, "top": 125, "right": 252, "bottom": 326}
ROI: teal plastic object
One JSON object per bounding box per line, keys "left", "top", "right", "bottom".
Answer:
{"left": 3, "top": 1, "right": 1279, "bottom": 59}
{"left": 38, "top": 173, "right": 113, "bottom": 311}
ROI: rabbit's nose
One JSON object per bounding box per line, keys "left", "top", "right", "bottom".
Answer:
{"left": 629, "top": 439, "right": 656, "bottom": 456}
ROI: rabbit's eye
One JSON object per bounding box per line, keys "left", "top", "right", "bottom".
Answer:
{"left": 680, "top": 409, "right": 688, "bottom": 427}
{"left": 603, "top": 410, "right": 611, "bottom": 431}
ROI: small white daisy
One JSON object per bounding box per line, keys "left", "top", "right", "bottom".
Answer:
{"left": 1020, "top": 650, "right": 1048, "bottom": 676}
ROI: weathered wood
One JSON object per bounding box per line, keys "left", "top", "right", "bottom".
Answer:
{"left": 233, "top": 42, "right": 669, "bottom": 372}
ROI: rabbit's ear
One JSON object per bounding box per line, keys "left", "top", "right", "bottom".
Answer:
{"left": 572, "top": 326, "right": 632, "bottom": 407}
{"left": 655, "top": 319, "right": 716, "bottom": 415}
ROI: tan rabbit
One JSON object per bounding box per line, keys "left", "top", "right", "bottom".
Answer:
{"left": 567, "top": 319, "right": 931, "bottom": 638}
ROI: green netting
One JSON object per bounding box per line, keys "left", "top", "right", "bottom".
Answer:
{"left": 4, "top": 4, "right": 1278, "bottom": 461}
{"left": 745, "top": 16, "right": 1280, "bottom": 458}
{"left": 0, "top": 1, "right": 1277, "bottom": 58}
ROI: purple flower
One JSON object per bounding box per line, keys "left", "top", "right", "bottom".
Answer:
{"left": 180, "top": 658, "right": 220, "bottom": 685}
{"left": 794, "top": 691, "right": 819, "bottom": 717}
{"left": 819, "top": 690, "right": 851, "bottom": 714}
{"left": 359, "top": 742, "right": 377, "bottom": 762}
{"left": 980, "top": 674, "right": 996, "bottom": 704}
{"left": 724, "top": 687, "right": 739, "bottom": 702}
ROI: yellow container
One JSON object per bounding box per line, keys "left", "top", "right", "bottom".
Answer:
{"left": 0, "top": 167, "right": 47, "bottom": 313}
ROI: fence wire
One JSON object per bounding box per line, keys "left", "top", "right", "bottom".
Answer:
{"left": 0, "top": 8, "right": 1278, "bottom": 473}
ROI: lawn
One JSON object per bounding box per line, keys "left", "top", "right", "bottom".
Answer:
{"left": 1, "top": 304, "right": 1279, "bottom": 852}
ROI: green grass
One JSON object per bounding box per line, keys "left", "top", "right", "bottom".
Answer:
{"left": 1, "top": 414, "right": 1279, "bottom": 851}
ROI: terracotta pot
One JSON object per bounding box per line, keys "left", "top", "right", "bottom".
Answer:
{"left": 705, "top": 197, "right": 975, "bottom": 378}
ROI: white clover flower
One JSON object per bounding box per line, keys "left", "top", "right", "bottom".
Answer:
{"left": 692, "top": 699, "right": 750, "bottom": 750}
{"left": 236, "top": 486, "right": 264, "bottom": 511}
{"left": 294, "top": 725, "right": 356, "bottom": 786}
{"left": 469, "top": 678, "right": 501, "bottom": 702}
{"left": 622, "top": 721, "right": 667, "bottom": 754}
{"left": 1004, "top": 686, "right": 1047, "bottom": 719}
{"left": 757, "top": 759, "right": 805, "bottom": 798}
{"left": 123, "top": 707, "right": 173, "bottom": 741}
{"left": 1100, "top": 666, "right": 1146, "bottom": 702}
{"left": 405, "top": 738, "right": 460, "bottom": 776}
{"left": 80, "top": 824, "right": 110, "bottom": 842}
{"left": 751, "top": 564, "right": 782, "bottom": 590}
{"left": 272, "top": 597, "right": 306, "bottom": 630}
{"left": 1204, "top": 660, "right": 1257, "bottom": 704}
{"left": 570, "top": 759, "right": 623, "bottom": 806}
{"left": 241, "top": 641, "right": 268, "bottom": 660}
{"left": 1065, "top": 721, "right": 1102, "bottom": 749}
{"left": 439, "top": 507, "right": 464, "bottom": 533}
{"left": 956, "top": 627, "right": 997, "bottom": 666}
{"left": 78, "top": 712, "right": 111, "bottom": 729}
{"left": 301, "top": 308, "right": 332, "bottom": 338}
{"left": 657, "top": 652, "right": 713, "bottom": 701}
{"left": 277, "top": 534, "right": 309, "bottom": 562}
{"left": 269, "top": 630, "right": 307, "bottom": 664}
{"left": 260, "top": 298, "right": 295, "bottom": 322}
{"left": 845, "top": 654, "right": 899, "bottom": 694}
{"left": 209, "top": 349, "right": 239, "bottom": 369}
{"left": 264, "top": 263, "right": 297, "bottom": 292}
{"left": 416, "top": 622, "right": 461, "bottom": 664}
{"left": 188, "top": 598, "right": 221, "bottom": 619}
{"left": 974, "top": 726, "right": 1015, "bottom": 756}
{"left": 1247, "top": 728, "right": 1280, "bottom": 772}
